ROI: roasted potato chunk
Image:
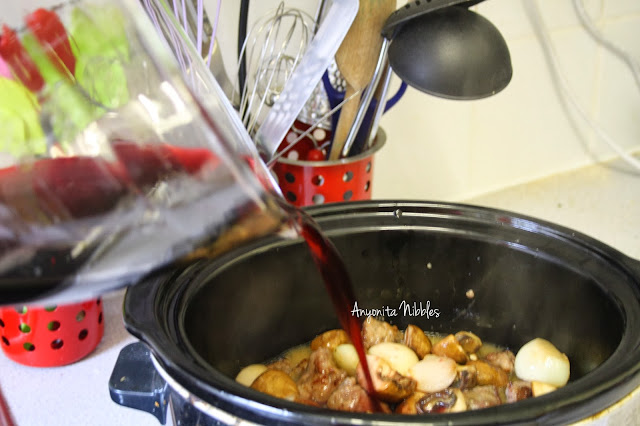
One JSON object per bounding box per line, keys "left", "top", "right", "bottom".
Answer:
{"left": 251, "top": 370, "right": 299, "bottom": 400}
{"left": 310, "top": 329, "right": 350, "bottom": 351}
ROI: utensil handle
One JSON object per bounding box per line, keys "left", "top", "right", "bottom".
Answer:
{"left": 381, "top": 0, "right": 485, "bottom": 39}
{"left": 109, "top": 342, "right": 170, "bottom": 425}
{"left": 0, "top": 385, "right": 15, "bottom": 426}
{"left": 366, "top": 64, "right": 394, "bottom": 150}
{"left": 329, "top": 86, "right": 360, "bottom": 160}
{"left": 340, "top": 39, "right": 390, "bottom": 158}
{"left": 322, "top": 71, "right": 406, "bottom": 112}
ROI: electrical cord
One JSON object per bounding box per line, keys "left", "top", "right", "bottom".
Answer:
{"left": 522, "top": 0, "right": 640, "bottom": 172}
{"left": 572, "top": 0, "right": 640, "bottom": 91}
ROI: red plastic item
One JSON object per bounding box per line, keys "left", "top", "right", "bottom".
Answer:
{"left": 25, "top": 8, "right": 76, "bottom": 75}
{"left": 273, "top": 126, "right": 386, "bottom": 207}
{"left": 0, "top": 25, "right": 44, "bottom": 92}
{"left": 0, "top": 299, "right": 104, "bottom": 367}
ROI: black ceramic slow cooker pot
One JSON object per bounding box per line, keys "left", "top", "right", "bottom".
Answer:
{"left": 117, "top": 201, "right": 640, "bottom": 425}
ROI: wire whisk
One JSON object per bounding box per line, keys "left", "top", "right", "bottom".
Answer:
{"left": 235, "top": 2, "right": 316, "bottom": 136}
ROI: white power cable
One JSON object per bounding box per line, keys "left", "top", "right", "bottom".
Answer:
{"left": 572, "top": 0, "right": 640, "bottom": 91}
{"left": 522, "top": 0, "right": 640, "bottom": 172}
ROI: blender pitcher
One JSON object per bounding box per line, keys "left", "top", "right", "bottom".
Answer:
{"left": 0, "top": 0, "right": 284, "bottom": 306}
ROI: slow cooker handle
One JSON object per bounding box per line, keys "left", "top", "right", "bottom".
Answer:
{"left": 108, "top": 342, "right": 169, "bottom": 424}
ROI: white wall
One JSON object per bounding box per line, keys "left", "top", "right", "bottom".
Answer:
{"left": 375, "top": 0, "right": 640, "bottom": 200}
{"left": 3, "top": 0, "right": 639, "bottom": 201}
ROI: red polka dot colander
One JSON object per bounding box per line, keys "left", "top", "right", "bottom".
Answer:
{"left": 0, "top": 299, "right": 104, "bottom": 367}
{"left": 272, "top": 126, "right": 386, "bottom": 207}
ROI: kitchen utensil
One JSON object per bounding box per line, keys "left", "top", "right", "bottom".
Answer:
{"left": 0, "top": 0, "right": 285, "bottom": 306}
{"left": 140, "top": 0, "right": 232, "bottom": 99}
{"left": 328, "top": 0, "right": 395, "bottom": 161}
{"left": 338, "top": 37, "right": 389, "bottom": 158}
{"left": 273, "top": 129, "right": 385, "bottom": 206}
{"left": 237, "top": 0, "right": 250, "bottom": 99}
{"left": 115, "top": 200, "right": 640, "bottom": 424}
{"left": 321, "top": 67, "right": 406, "bottom": 155}
{"left": 366, "top": 63, "right": 394, "bottom": 149}
{"left": 0, "top": 385, "right": 14, "bottom": 426}
{"left": 236, "top": 2, "right": 315, "bottom": 135}
{"left": 253, "top": 0, "right": 358, "bottom": 162}
{"left": 0, "top": 299, "right": 103, "bottom": 367}
{"left": 381, "top": 0, "right": 512, "bottom": 99}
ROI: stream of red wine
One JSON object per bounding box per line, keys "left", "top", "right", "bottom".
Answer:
{"left": 276, "top": 199, "right": 381, "bottom": 412}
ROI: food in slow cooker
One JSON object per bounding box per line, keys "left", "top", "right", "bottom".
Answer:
{"left": 236, "top": 317, "right": 570, "bottom": 414}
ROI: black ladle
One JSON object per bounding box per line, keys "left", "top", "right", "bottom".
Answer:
{"left": 381, "top": 0, "right": 512, "bottom": 100}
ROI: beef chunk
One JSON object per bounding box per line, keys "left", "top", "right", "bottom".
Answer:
{"left": 463, "top": 385, "right": 501, "bottom": 410}
{"left": 362, "top": 317, "right": 403, "bottom": 350}
{"left": 266, "top": 358, "right": 292, "bottom": 375}
{"left": 484, "top": 350, "right": 516, "bottom": 374}
{"left": 506, "top": 380, "right": 533, "bottom": 403}
{"left": 297, "top": 348, "right": 347, "bottom": 404}
{"left": 327, "top": 377, "right": 377, "bottom": 413}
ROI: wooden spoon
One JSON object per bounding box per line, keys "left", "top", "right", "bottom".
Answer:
{"left": 329, "top": 0, "right": 396, "bottom": 160}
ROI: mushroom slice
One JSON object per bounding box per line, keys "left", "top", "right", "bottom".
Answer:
{"left": 432, "top": 334, "right": 469, "bottom": 364}
{"left": 416, "top": 388, "right": 467, "bottom": 414}
{"left": 449, "top": 388, "right": 468, "bottom": 412}
{"left": 451, "top": 364, "right": 478, "bottom": 390}
{"left": 404, "top": 324, "right": 432, "bottom": 359}
{"left": 395, "top": 391, "right": 426, "bottom": 415}
{"left": 455, "top": 331, "right": 483, "bottom": 354}
{"left": 467, "top": 360, "right": 509, "bottom": 387}
{"left": 357, "top": 354, "right": 416, "bottom": 403}
{"left": 311, "top": 329, "right": 350, "bottom": 351}
{"left": 408, "top": 355, "right": 458, "bottom": 393}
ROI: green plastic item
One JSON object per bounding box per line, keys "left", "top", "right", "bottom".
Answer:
{"left": 69, "top": 4, "right": 130, "bottom": 108}
{"left": 0, "top": 77, "right": 46, "bottom": 156}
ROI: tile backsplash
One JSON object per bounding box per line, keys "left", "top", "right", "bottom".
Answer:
{"left": 374, "top": 0, "right": 640, "bottom": 201}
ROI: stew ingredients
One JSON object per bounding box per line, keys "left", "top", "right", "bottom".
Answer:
{"left": 236, "top": 317, "right": 570, "bottom": 414}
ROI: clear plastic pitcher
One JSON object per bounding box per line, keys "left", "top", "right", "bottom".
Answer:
{"left": 0, "top": 0, "right": 285, "bottom": 305}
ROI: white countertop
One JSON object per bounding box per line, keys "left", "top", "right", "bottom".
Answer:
{"left": 1, "top": 159, "right": 639, "bottom": 426}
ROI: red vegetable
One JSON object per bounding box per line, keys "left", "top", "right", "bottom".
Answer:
{"left": 25, "top": 8, "right": 76, "bottom": 76}
{"left": 0, "top": 25, "right": 44, "bottom": 92}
